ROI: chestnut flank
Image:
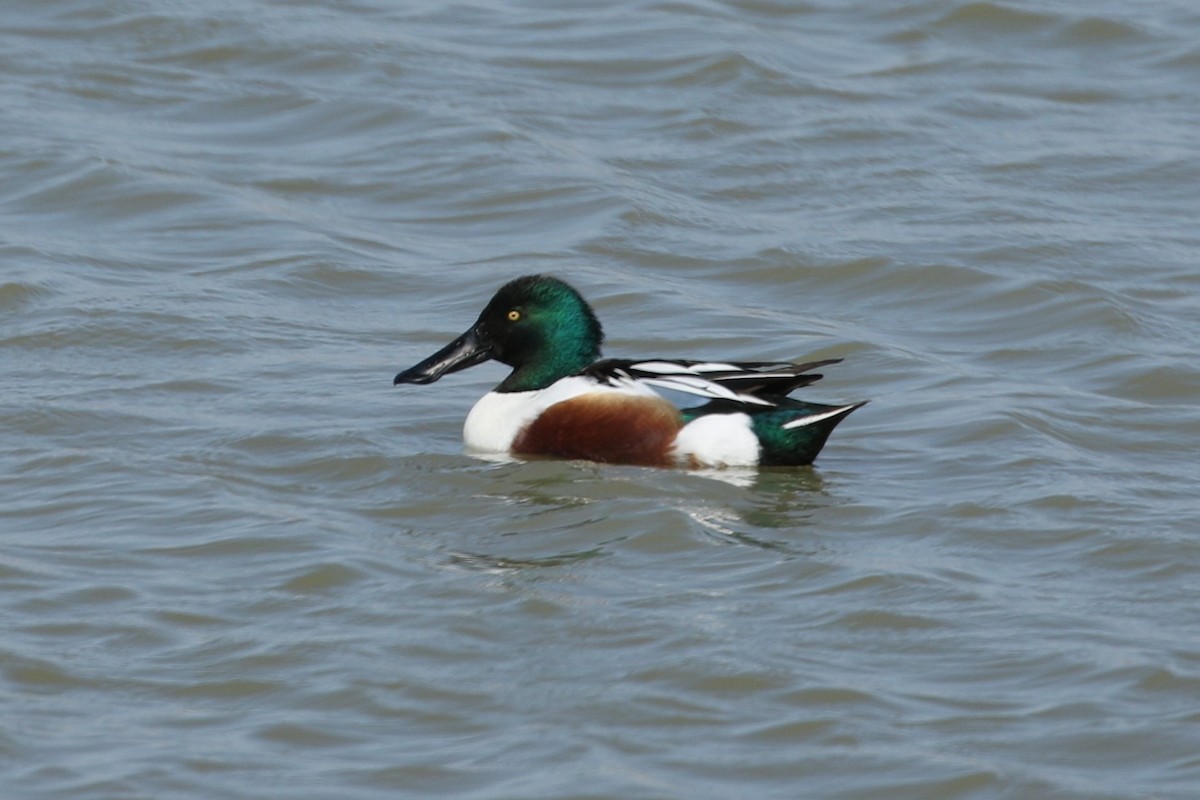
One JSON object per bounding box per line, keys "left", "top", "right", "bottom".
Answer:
{"left": 512, "top": 394, "right": 682, "bottom": 467}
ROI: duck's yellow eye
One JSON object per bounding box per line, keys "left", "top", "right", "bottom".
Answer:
{"left": 507, "top": 309, "right": 521, "bottom": 322}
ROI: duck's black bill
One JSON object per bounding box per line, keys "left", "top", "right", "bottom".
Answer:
{"left": 394, "top": 323, "right": 492, "bottom": 385}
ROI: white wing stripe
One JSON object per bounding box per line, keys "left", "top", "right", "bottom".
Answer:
{"left": 631, "top": 361, "right": 693, "bottom": 374}
{"left": 629, "top": 360, "right": 755, "bottom": 375}
{"left": 593, "top": 360, "right": 832, "bottom": 407}
{"left": 781, "top": 405, "right": 857, "bottom": 429}
{"left": 637, "top": 376, "right": 774, "bottom": 406}
{"left": 686, "top": 362, "right": 739, "bottom": 372}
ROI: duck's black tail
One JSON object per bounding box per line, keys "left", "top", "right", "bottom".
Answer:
{"left": 750, "top": 400, "right": 867, "bottom": 466}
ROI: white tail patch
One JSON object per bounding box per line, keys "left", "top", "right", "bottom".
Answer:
{"left": 672, "top": 413, "right": 760, "bottom": 468}
{"left": 781, "top": 404, "right": 860, "bottom": 430}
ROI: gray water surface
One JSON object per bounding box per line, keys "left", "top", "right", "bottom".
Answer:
{"left": 3, "top": 1, "right": 1199, "bottom": 798}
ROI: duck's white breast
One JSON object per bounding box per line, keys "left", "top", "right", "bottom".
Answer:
{"left": 463, "top": 390, "right": 542, "bottom": 454}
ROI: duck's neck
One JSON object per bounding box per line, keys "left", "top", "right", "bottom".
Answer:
{"left": 497, "top": 347, "right": 597, "bottom": 393}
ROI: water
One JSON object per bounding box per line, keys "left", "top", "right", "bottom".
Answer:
{"left": 3, "top": 1, "right": 1199, "bottom": 797}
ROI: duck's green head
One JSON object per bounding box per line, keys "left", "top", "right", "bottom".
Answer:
{"left": 393, "top": 275, "right": 604, "bottom": 393}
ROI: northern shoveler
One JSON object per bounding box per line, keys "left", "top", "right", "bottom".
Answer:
{"left": 394, "top": 275, "right": 865, "bottom": 468}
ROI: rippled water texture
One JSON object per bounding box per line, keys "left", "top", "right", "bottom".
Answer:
{"left": 3, "top": 1, "right": 1199, "bottom": 798}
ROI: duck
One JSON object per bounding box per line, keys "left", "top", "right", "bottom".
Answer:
{"left": 394, "top": 275, "right": 865, "bottom": 468}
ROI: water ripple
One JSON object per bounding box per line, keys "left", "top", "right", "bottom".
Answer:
{"left": 3, "top": 0, "right": 1199, "bottom": 798}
